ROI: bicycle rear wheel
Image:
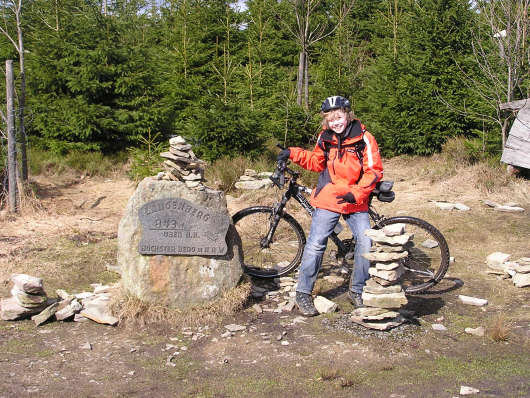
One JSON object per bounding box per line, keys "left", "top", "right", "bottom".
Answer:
{"left": 232, "top": 206, "right": 306, "bottom": 278}
{"left": 375, "top": 216, "right": 450, "bottom": 294}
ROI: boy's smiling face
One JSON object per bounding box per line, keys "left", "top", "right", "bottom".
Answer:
{"left": 326, "top": 110, "right": 349, "bottom": 135}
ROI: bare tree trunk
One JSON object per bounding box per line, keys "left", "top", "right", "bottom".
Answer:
{"left": 6, "top": 60, "right": 17, "bottom": 213}
{"left": 303, "top": 50, "right": 309, "bottom": 109}
{"left": 296, "top": 51, "right": 305, "bottom": 106}
{"left": 16, "top": 1, "right": 27, "bottom": 181}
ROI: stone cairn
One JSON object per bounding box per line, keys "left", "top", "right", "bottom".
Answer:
{"left": 485, "top": 252, "right": 530, "bottom": 288}
{"left": 350, "top": 223, "right": 410, "bottom": 331}
{"left": 156, "top": 136, "right": 206, "bottom": 189}
{"left": 234, "top": 169, "right": 274, "bottom": 190}
{"left": 0, "top": 273, "right": 119, "bottom": 326}
{"left": 1, "top": 274, "right": 49, "bottom": 321}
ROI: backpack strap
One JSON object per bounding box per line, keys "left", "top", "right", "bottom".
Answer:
{"left": 318, "top": 131, "right": 367, "bottom": 184}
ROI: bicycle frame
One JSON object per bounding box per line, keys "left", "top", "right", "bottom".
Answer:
{"left": 269, "top": 168, "right": 387, "bottom": 259}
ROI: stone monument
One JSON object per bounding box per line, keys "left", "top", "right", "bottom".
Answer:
{"left": 118, "top": 137, "right": 244, "bottom": 310}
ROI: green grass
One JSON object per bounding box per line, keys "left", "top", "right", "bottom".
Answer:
{"left": 28, "top": 147, "right": 127, "bottom": 177}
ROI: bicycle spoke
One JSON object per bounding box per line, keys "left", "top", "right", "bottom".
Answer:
{"left": 233, "top": 207, "right": 305, "bottom": 278}
{"left": 378, "top": 216, "right": 450, "bottom": 294}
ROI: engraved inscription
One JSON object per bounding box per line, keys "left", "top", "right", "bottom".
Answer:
{"left": 138, "top": 198, "right": 229, "bottom": 255}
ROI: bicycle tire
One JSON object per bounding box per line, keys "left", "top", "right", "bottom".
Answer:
{"left": 232, "top": 206, "right": 306, "bottom": 278}
{"left": 375, "top": 216, "right": 450, "bottom": 294}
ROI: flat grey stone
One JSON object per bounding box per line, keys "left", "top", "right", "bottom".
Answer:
{"left": 55, "top": 299, "right": 82, "bottom": 321}
{"left": 434, "top": 202, "right": 455, "bottom": 210}
{"left": 485, "top": 252, "right": 511, "bottom": 272}
{"left": 313, "top": 296, "right": 337, "bottom": 313}
{"left": 464, "top": 326, "right": 485, "bottom": 337}
{"left": 483, "top": 200, "right": 500, "bottom": 208}
{"left": 374, "top": 262, "right": 401, "bottom": 271}
{"left": 432, "top": 323, "right": 447, "bottom": 331}
{"left": 369, "top": 266, "right": 405, "bottom": 282}
{"left": 185, "top": 180, "right": 201, "bottom": 188}
{"left": 11, "top": 287, "right": 48, "bottom": 308}
{"left": 362, "top": 291, "right": 407, "bottom": 309}
{"left": 182, "top": 171, "right": 202, "bottom": 181}
{"left": 382, "top": 223, "right": 405, "bottom": 236}
{"left": 510, "top": 263, "right": 530, "bottom": 274}
{"left": 350, "top": 314, "right": 405, "bottom": 330}
{"left": 351, "top": 307, "right": 400, "bottom": 320}
{"left": 513, "top": 272, "right": 530, "bottom": 288}
{"left": 363, "top": 278, "right": 403, "bottom": 294}
{"left": 370, "top": 276, "right": 397, "bottom": 286}
{"left": 421, "top": 239, "right": 439, "bottom": 249}
{"left": 80, "top": 296, "right": 118, "bottom": 326}
{"left": 364, "top": 229, "right": 413, "bottom": 246}
{"left": 56, "top": 289, "right": 73, "bottom": 300}
{"left": 234, "top": 179, "right": 273, "bottom": 190}
{"left": 454, "top": 203, "right": 470, "bottom": 211}
{"left": 224, "top": 324, "right": 246, "bottom": 332}
{"left": 169, "top": 136, "right": 186, "bottom": 145}
{"left": 171, "top": 143, "right": 192, "bottom": 151}
{"left": 494, "top": 205, "right": 524, "bottom": 212}
{"left": 0, "top": 297, "right": 44, "bottom": 320}
{"left": 371, "top": 244, "right": 406, "bottom": 253}
{"left": 363, "top": 251, "right": 408, "bottom": 262}
{"left": 460, "top": 386, "right": 480, "bottom": 395}
{"left": 11, "top": 274, "right": 45, "bottom": 295}
{"left": 32, "top": 302, "right": 59, "bottom": 326}
{"left": 517, "top": 257, "right": 530, "bottom": 266}
{"left": 238, "top": 175, "right": 257, "bottom": 181}
{"left": 458, "top": 295, "right": 488, "bottom": 306}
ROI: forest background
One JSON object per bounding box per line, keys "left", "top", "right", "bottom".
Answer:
{"left": 0, "top": 0, "right": 528, "bottom": 177}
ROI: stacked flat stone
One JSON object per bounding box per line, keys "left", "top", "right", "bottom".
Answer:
{"left": 350, "top": 224, "right": 410, "bottom": 331}
{"left": 157, "top": 136, "right": 206, "bottom": 189}
{"left": 0, "top": 274, "right": 49, "bottom": 320}
{"left": 509, "top": 257, "right": 530, "bottom": 288}
{"left": 235, "top": 169, "right": 274, "bottom": 190}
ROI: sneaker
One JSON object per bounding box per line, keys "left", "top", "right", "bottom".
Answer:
{"left": 348, "top": 291, "right": 364, "bottom": 308}
{"left": 295, "top": 292, "right": 319, "bottom": 316}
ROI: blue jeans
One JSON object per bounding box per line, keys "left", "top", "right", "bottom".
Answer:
{"left": 296, "top": 208, "right": 372, "bottom": 295}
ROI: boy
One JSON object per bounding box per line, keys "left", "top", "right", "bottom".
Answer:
{"left": 277, "top": 95, "right": 383, "bottom": 316}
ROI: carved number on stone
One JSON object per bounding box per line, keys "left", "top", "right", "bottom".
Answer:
{"left": 138, "top": 198, "right": 229, "bottom": 255}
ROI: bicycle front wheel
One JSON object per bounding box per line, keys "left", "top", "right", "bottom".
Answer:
{"left": 232, "top": 206, "right": 306, "bottom": 278}
{"left": 375, "top": 216, "right": 450, "bottom": 294}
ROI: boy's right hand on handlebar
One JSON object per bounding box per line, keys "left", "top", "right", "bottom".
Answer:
{"left": 277, "top": 148, "right": 290, "bottom": 162}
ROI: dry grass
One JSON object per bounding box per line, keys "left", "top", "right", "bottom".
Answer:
{"left": 112, "top": 277, "right": 252, "bottom": 329}
{"left": 488, "top": 313, "right": 513, "bottom": 342}
{"left": 318, "top": 367, "right": 341, "bottom": 381}
{"left": 317, "top": 367, "right": 361, "bottom": 389}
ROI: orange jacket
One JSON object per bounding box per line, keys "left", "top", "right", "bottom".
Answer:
{"left": 289, "top": 119, "right": 383, "bottom": 214}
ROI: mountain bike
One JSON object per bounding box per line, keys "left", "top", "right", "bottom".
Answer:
{"left": 232, "top": 160, "right": 451, "bottom": 294}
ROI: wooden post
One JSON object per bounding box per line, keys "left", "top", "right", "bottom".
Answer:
{"left": 6, "top": 59, "right": 17, "bottom": 213}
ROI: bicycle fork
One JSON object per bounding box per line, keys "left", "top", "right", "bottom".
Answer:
{"left": 260, "top": 196, "right": 290, "bottom": 249}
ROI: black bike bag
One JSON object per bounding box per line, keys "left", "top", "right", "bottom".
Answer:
{"left": 373, "top": 180, "right": 395, "bottom": 202}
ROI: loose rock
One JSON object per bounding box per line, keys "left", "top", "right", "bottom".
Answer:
{"left": 458, "top": 295, "right": 488, "bottom": 306}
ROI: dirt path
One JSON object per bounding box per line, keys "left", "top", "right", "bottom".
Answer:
{"left": 1, "top": 163, "right": 529, "bottom": 398}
